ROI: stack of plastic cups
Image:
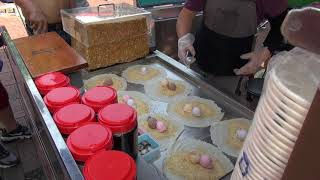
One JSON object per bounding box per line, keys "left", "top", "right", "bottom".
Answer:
{"left": 231, "top": 48, "right": 320, "bottom": 180}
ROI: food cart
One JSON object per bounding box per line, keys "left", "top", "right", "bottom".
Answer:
{"left": 0, "top": 3, "right": 259, "bottom": 179}
{"left": 1, "top": 26, "right": 255, "bottom": 180}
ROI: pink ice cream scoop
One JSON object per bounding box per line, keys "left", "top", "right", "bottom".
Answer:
{"left": 156, "top": 121, "right": 167, "bottom": 133}
{"left": 199, "top": 154, "right": 213, "bottom": 169}
{"left": 122, "top": 95, "right": 131, "bottom": 102}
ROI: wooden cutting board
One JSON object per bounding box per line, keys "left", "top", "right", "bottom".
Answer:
{"left": 14, "top": 32, "right": 88, "bottom": 78}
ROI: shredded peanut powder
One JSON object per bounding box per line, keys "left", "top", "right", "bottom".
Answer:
{"left": 165, "top": 151, "right": 226, "bottom": 180}
{"left": 126, "top": 67, "right": 161, "bottom": 81}
{"left": 140, "top": 115, "right": 177, "bottom": 140}
{"left": 118, "top": 96, "right": 149, "bottom": 116}
{"left": 158, "top": 83, "right": 186, "bottom": 97}
{"left": 84, "top": 75, "right": 125, "bottom": 91}
{"left": 226, "top": 121, "right": 250, "bottom": 150}
{"left": 175, "top": 101, "right": 216, "bottom": 120}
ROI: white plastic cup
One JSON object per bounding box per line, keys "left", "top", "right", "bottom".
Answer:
{"left": 267, "top": 79, "right": 308, "bottom": 114}
{"left": 271, "top": 71, "right": 310, "bottom": 108}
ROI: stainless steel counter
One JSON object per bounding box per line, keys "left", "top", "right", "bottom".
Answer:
{"left": 72, "top": 51, "right": 255, "bottom": 179}
{"left": 3, "top": 25, "right": 254, "bottom": 179}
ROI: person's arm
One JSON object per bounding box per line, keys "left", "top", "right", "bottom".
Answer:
{"left": 177, "top": 8, "right": 197, "bottom": 38}
{"left": 264, "top": 9, "right": 293, "bottom": 55}
{"left": 177, "top": 8, "right": 197, "bottom": 64}
{"left": 176, "top": 0, "right": 204, "bottom": 65}
{"left": 235, "top": 0, "right": 291, "bottom": 75}
{"left": 15, "top": 0, "right": 47, "bottom": 34}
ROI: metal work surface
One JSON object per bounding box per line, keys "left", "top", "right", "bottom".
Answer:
{"left": 71, "top": 50, "right": 255, "bottom": 179}
{"left": 75, "top": 51, "right": 254, "bottom": 120}
{"left": 4, "top": 21, "right": 254, "bottom": 179}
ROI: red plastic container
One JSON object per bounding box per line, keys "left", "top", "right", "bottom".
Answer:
{"left": 83, "top": 150, "right": 136, "bottom": 180}
{"left": 67, "top": 123, "right": 113, "bottom": 162}
{"left": 44, "top": 86, "right": 80, "bottom": 113}
{"left": 35, "top": 72, "right": 70, "bottom": 96}
{"left": 82, "top": 86, "right": 117, "bottom": 113}
{"left": 98, "top": 103, "right": 138, "bottom": 159}
{"left": 53, "top": 104, "right": 95, "bottom": 135}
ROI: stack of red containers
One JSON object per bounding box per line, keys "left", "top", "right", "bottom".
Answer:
{"left": 67, "top": 123, "right": 113, "bottom": 162}
{"left": 83, "top": 150, "right": 136, "bottom": 180}
{"left": 36, "top": 72, "right": 137, "bottom": 179}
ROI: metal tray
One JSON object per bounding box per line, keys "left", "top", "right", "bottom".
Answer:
{"left": 70, "top": 50, "right": 254, "bottom": 179}
{"left": 3, "top": 24, "right": 253, "bottom": 179}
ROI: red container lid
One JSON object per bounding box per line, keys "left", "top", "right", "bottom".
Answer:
{"left": 82, "top": 86, "right": 117, "bottom": 112}
{"left": 53, "top": 104, "right": 95, "bottom": 134}
{"left": 67, "top": 123, "right": 113, "bottom": 162}
{"left": 83, "top": 150, "right": 136, "bottom": 180}
{"left": 46, "top": 87, "right": 80, "bottom": 105}
{"left": 35, "top": 72, "right": 70, "bottom": 94}
{"left": 98, "top": 103, "right": 137, "bottom": 134}
{"left": 44, "top": 87, "right": 80, "bottom": 113}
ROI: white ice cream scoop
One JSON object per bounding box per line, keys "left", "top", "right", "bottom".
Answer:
{"left": 192, "top": 107, "right": 201, "bottom": 117}
{"left": 141, "top": 67, "right": 148, "bottom": 75}
{"left": 236, "top": 129, "right": 247, "bottom": 140}
{"left": 127, "top": 99, "right": 135, "bottom": 107}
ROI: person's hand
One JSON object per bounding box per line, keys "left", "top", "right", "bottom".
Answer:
{"left": 178, "top": 33, "right": 196, "bottom": 66}
{"left": 27, "top": 7, "right": 48, "bottom": 34}
{"left": 234, "top": 47, "right": 272, "bottom": 75}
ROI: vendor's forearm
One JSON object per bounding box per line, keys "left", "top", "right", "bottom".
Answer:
{"left": 265, "top": 9, "right": 293, "bottom": 53}
{"left": 14, "top": 0, "right": 35, "bottom": 16}
{"left": 177, "top": 8, "right": 196, "bottom": 38}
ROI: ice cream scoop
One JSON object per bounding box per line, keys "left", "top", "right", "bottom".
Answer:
{"left": 147, "top": 116, "right": 158, "bottom": 129}
{"left": 192, "top": 107, "right": 201, "bottom": 117}
{"left": 103, "top": 77, "right": 113, "bottom": 86}
{"left": 160, "top": 79, "right": 169, "bottom": 87}
{"left": 199, "top": 154, "right": 213, "bottom": 169}
{"left": 167, "top": 82, "right": 177, "bottom": 91}
{"left": 183, "top": 104, "right": 193, "bottom": 113}
{"left": 141, "top": 67, "right": 148, "bottom": 75}
{"left": 127, "top": 99, "right": 135, "bottom": 107}
{"left": 236, "top": 128, "right": 247, "bottom": 140}
{"left": 188, "top": 152, "right": 201, "bottom": 164}
{"left": 156, "top": 121, "right": 167, "bottom": 133}
{"left": 122, "top": 95, "right": 131, "bottom": 103}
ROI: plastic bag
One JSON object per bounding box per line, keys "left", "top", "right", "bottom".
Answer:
{"left": 281, "top": 7, "right": 320, "bottom": 54}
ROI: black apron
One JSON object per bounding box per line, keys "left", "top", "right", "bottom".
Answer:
{"left": 195, "top": 0, "right": 257, "bottom": 76}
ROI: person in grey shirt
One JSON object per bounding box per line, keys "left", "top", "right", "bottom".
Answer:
{"left": 15, "top": 0, "right": 89, "bottom": 44}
